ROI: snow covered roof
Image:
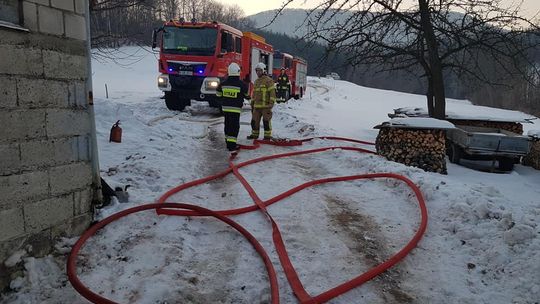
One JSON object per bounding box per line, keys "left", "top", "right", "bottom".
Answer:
{"left": 375, "top": 117, "right": 456, "bottom": 130}
{"left": 393, "top": 106, "right": 537, "bottom": 124}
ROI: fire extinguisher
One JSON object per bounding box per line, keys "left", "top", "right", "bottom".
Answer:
{"left": 109, "top": 120, "right": 122, "bottom": 143}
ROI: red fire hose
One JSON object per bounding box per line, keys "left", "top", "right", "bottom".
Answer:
{"left": 67, "top": 137, "right": 428, "bottom": 304}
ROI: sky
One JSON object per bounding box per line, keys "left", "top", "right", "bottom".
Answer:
{"left": 224, "top": 0, "right": 540, "bottom": 17}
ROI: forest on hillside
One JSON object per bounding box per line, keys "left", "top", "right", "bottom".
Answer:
{"left": 89, "top": 0, "right": 540, "bottom": 117}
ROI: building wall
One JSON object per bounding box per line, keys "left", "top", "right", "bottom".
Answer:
{"left": 0, "top": 0, "right": 96, "bottom": 291}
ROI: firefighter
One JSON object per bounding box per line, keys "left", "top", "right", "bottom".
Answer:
{"left": 276, "top": 67, "right": 290, "bottom": 103}
{"left": 216, "top": 62, "right": 250, "bottom": 151}
{"left": 247, "top": 62, "right": 276, "bottom": 140}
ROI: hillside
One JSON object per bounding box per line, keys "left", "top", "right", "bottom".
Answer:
{"left": 248, "top": 9, "right": 323, "bottom": 38}
{"left": 247, "top": 9, "right": 540, "bottom": 117}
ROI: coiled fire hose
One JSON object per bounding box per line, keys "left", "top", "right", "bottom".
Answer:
{"left": 68, "top": 137, "right": 428, "bottom": 304}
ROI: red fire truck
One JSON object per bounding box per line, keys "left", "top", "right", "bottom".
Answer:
{"left": 152, "top": 20, "right": 274, "bottom": 111}
{"left": 272, "top": 51, "right": 308, "bottom": 99}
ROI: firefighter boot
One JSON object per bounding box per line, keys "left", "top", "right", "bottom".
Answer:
{"left": 228, "top": 144, "right": 240, "bottom": 151}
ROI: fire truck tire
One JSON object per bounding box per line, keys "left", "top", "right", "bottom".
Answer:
{"left": 164, "top": 92, "right": 187, "bottom": 111}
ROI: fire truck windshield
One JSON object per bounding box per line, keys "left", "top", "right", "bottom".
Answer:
{"left": 273, "top": 57, "right": 284, "bottom": 69}
{"left": 162, "top": 26, "right": 217, "bottom": 56}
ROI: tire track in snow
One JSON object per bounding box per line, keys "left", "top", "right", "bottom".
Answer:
{"left": 308, "top": 82, "right": 330, "bottom": 95}
{"left": 271, "top": 149, "right": 416, "bottom": 302}
{"left": 324, "top": 194, "right": 417, "bottom": 303}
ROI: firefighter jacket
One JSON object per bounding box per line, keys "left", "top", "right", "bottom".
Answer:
{"left": 252, "top": 74, "right": 276, "bottom": 109}
{"left": 216, "top": 76, "right": 250, "bottom": 113}
{"left": 277, "top": 73, "right": 290, "bottom": 90}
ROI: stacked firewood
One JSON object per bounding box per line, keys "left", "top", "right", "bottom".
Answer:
{"left": 376, "top": 127, "right": 447, "bottom": 174}
{"left": 523, "top": 138, "right": 540, "bottom": 170}
{"left": 448, "top": 119, "right": 523, "bottom": 134}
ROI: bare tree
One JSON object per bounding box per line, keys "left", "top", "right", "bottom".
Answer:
{"left": 276, "top": 0, "right": 540, "bottom": 119}
{"left": 90, "top": 0, "right": 247, "bottom": 60}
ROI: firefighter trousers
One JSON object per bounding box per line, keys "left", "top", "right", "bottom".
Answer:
{"left": 224, "top": 111, "right": 240, "bottom": 150}
{"left": 277, "top": 88, "right": 289, "bottom": 103}
{"left": 250, "top": 108, "right": 272, "bottom": 139}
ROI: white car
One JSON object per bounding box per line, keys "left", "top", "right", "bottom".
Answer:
{"left": 325, "top": 72, "right": 340, "bottom": 80}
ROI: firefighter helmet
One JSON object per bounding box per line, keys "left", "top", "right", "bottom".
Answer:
{"left": 255, "top": 62, "right": 266, "bottom": 71}
{"left": 227, "top": 62, "right": 241, "bottom": 76}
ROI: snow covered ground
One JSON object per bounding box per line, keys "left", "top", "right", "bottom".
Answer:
{"left": 2, "top": 47, "right": 540, "bottom": 304}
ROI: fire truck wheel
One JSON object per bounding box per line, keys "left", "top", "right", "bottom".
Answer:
{"left": 164, "top": 92, "right": 188, "bottom": 111}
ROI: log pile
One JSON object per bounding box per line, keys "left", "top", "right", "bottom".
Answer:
{"left": 523, "top": 137, "right": 540, "bottom": 170}
{"left": 447, "top": 119, "right": 523, "bottom": 134}
{"left": 376, "top": 127, "right": 447, "bottom": 174}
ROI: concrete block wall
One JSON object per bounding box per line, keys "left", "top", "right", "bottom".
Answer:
{"left": 0, "top": 0, "right": 96, "bottom": 292}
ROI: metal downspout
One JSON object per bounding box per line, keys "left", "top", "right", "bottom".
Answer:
{"left": 84, "top": 0, "right": 103, "bottom": 204}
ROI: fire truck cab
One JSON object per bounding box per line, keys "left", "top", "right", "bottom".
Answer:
{"left": 272, "top": 51, "right": 308, "bottom": 99}
{"left": 152, "top": 21, "right": 273, "bottom": 111}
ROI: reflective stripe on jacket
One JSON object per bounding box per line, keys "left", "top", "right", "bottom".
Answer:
{"left": 252, "top": 75, "right": 276, "bottom": 109}
{"left": 216, "top": 76, "right": 249, "bottom": 112}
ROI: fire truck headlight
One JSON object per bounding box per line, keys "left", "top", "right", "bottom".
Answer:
{"left": 158, "top": 75, "right": 168, "bottom": 87}
{"left": 207, "top": 81, "right": 219, "bottom": 88}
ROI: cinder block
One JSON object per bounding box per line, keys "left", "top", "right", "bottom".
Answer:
{"left": 51, "top": 0, "right": 74, "bottom": 11}
{"left": 43, "top": 50, "right": 87, "bottom": 80}
{"left": 46, "top": 109, "right": 91, "bottom": 137}
{"left": 0, "top": 76, "right": 17, "bottom": 108}
{"left": 68, "top": 80, "right": 87, "bottom": 108}
{"left": 74, "top": 0, "right": 85, "bottom": 15}
{"left": 49, "top": 162, "right": 92, "bottom": 195}
{"left": 51, "top": 213, "right": 92, "bottom": 239}
{"left": 0, "top": 208, "right": 25, "bottom": 242}
{"left": 22, "top": 1, "right": 38, "bottom": 32}
{"left": 77, "top": 135, "right": 90, "bottom": 161}
{"left": 0, "top": 45, "right": 43, "bottom": 76}
{"left": 64, "top": 13, "right": 86, "bottom": 40}
{"left": 20, "top": 138, "right": 78, "bottom": 169}
{"left": 0, "top": 110, "right": 46, "bottom": 142}
{"left": 0, "top": 143, "right": 21, "bottom": 175}
{"left": 17, "top": 78, "right": 69, "bottom": 108}
{"left": 38, "top": 6, "right": 64, "bottom": 36}
{"left": 0, "top": 171, "right": 49, "bottom": 211}
{"left": 24, "top": 194, "right": 74, "bottom": 233}
{"left": 73, "top": 188, "right": 92, "bottom": 215}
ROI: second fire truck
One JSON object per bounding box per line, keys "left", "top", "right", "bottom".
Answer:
{"left": 272, "top": 51, "right": 308, "bottom": 100}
